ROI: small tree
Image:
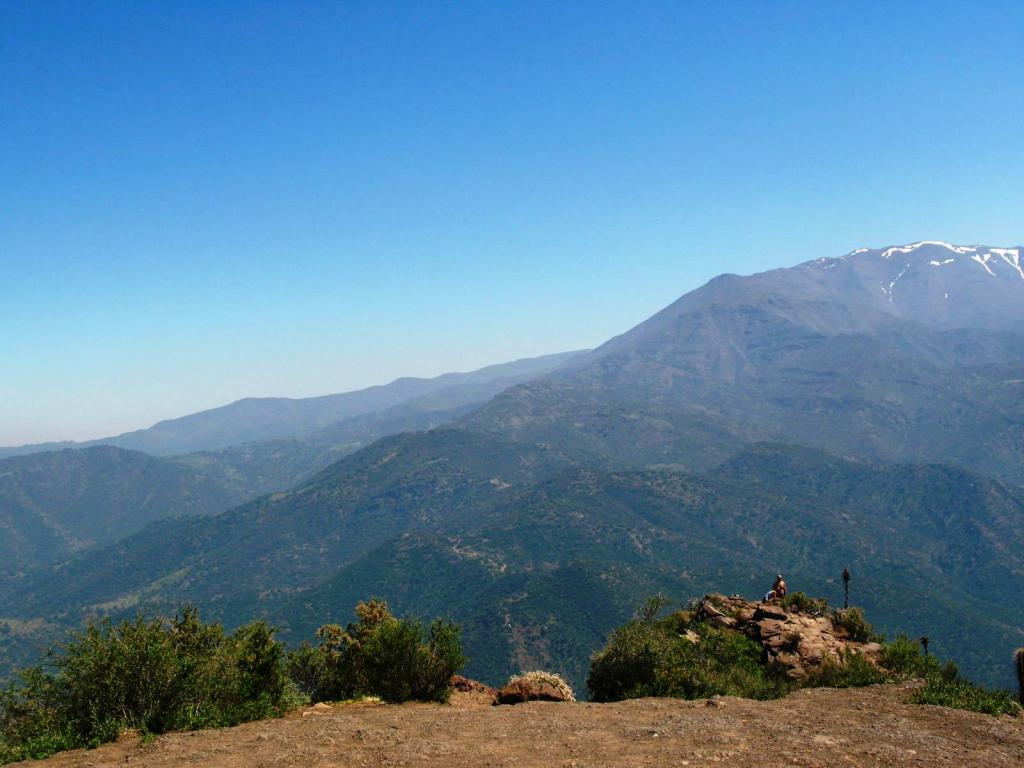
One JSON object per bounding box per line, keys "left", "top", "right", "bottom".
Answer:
{"left": 287, "top": 600, "right": 465, "bottom": 704}
{"left": 0, "top": 608, "right": 291, "bottom": 762}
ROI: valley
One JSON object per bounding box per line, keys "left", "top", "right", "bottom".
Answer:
{"left": 3, "top": 242, "right": 1024, "bottom": 692}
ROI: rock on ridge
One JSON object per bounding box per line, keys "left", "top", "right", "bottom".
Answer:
{"left": 698, "top": 594, "right": 882, "bottom": 680}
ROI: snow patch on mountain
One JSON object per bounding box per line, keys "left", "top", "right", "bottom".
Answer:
{"left": 971, "top": 253, "right": 998, "bottom": 277}
{"left": 882, "top": 264, "right": 912, "bottom": 302}
{"left": 880, "top": 241, "right": 978, "bottom": 259}
{"left": 824, "top": 242, "right": 1024, "bottom": 282}
{"left": 992, "top": 248, "right": 1024, "bottom": 279}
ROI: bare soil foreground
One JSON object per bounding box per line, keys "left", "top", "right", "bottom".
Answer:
{"left": 17, "top": 684, "right": 1024, "bottom": 768}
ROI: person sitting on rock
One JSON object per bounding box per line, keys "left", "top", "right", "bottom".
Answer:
{"left": 773, "top": 574, "right": 787, "bottom": 598}
{"left": 764, "top": 574, "right": 787, "bottom": 602}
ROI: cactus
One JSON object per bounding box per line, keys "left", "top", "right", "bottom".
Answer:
{"left": 1015, "top": 647, "right": 1024, "bottom": 705}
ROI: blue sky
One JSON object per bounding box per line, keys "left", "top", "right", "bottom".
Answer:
{"left": 2, "top": 1, "right": 1023, "bottom": 444}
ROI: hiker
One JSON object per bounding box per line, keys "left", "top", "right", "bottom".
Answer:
{"left": 764, "top": 574, "right": 787, "bottom": 602}
{"left": 774, "top": 574, "right": 787, "bottom": 598}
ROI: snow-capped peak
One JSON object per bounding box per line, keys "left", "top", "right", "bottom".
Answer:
{"left": 879, "top": 241, "right": 978, "bottom": 259}
{"left": 834, "top": 241, "right": 1024, "bottom": 281}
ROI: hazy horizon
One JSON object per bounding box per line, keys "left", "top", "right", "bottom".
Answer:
{"left": 0, "top": 346, "right": 589, "bottom": 447}
{"left": 4, "top": 2, "right": 1023, "bottom": 444}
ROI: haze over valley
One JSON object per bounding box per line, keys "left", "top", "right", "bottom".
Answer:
{"left": 4, "top": 240, "right": 1024, "bottom": 692}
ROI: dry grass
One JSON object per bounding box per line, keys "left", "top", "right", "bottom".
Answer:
{"left": 505, "top": 671, "right": 576, "bottom": 702}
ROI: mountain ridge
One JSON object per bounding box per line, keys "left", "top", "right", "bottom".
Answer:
{"left": 0, "top": 350, "right": 585, "bottom": 458}
{"left": 463, "top": 241, "right": 1024, "bottom": 483}
{"left": 4, "top": 241, "right": 1024, "bottom": 692}
{"left": 0, "top": 446, "right": 252, "bottom": 572}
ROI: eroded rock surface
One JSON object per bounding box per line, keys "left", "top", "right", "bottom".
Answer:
{"left": 697, "top": 594, "right": 881, "bottom": 679}
{"left": 495, "top": 678, "right": 573, "bottom": 705}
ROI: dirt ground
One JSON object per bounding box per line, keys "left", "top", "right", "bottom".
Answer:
{"left": 16, "top": 684, "right": 1024, "bottom": 768}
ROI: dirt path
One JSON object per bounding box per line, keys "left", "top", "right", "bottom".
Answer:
{"left": 16, "top": 684, "right": 1024, "bottom": 768}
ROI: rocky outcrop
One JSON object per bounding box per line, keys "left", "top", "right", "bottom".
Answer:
{"left": 697, "top": 594, "right": 882, "bottom": 680}
{"left": 494, "top": 671, "right": 576, "bottom": 705}
{"left": 451, "top": 675, "right": 498, "bottom": 697}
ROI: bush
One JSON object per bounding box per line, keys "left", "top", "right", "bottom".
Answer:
{"left": 909, "top": 677, "right": 1020, "bottom": 716}
{"left": 803, "top": 634, "right": 1021, "bottom": 717}
{"left": 877, "top": 636, "right": 948, "bottom": 680}
{"left": 587, "top": 608, "right": 790, "bottom": 702}
{"left": 590, "top": 596, "right": 1018, "bottom": 719}
{"left": 363, "top": 618, "right": 465, "bottom": 703}
{"left": 832, "top": 607, "right": 881, "bottom": 643}
{"left": 779, "top": 592, "right": 831, "bottom": 617}
{"left": 0, "top": 608, "right": 293, "bottom": 763}
{"left": 0, "top": 668, "right": 77, "bottom": 763}
{"left": 287, "top": 600, "right": 465, "bottom": 704}
{"left": 804, "top": 651, "right": 888, "bottom": 689}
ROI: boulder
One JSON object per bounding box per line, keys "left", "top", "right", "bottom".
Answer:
{"left": 451, "top": 675, "right": 497, "bottom": 696}
{"left": 699, "top": 599, "right": 738, "bottom": 629}
{"left": 753, "top": 604, "right": 789, "bottom": 622}
{"left": 700, "top": 594, "right": 882, "bottom": 680}
{"left": 494, "top": 673, "right": 575, "bottom": 705}
{"left": 495, "top": 679, "right": 571, "bottom": 704}
{"left": 301, "top": 702, "right": 334, "bottom": 717}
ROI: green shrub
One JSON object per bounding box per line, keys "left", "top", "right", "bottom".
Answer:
{"left": 779, "top": 592, "right": 831, "bottom": 617}
{"left": 284, "top": 643, "right": 331, "bottom": 703}
{"left": 0, "top": 608, "right": 293, "bottom": 764}
{"left": 0, "top": 667, "right": 77, "bottom": 763}
{"left": 586, "top": 619, "right": 672, "bottom": 701}
{"left": 56, "top": 614, "right": 184, "bottom": 738}
{"left": 832, "top": 607, "right": 881, "bottom": 643}
{"left": 590, "top": 595, "right": 1017, "bottom": 719}
{"left": 804, "top": 651, "right": 888, "bottom": 688}
{"left": 363, "top": 618, "right": 465, "bottom": 703}
{"left": 287, "top": 600, "right": 465, "bottom": 704}
{"left": 587, "top": 607, "right": 790, "bottom": 702}
{"left": 877, "top": 635, "right": 956, "bottom": 681}
{"left": 909, "top": 677, "right": 1021, "bottom": 716}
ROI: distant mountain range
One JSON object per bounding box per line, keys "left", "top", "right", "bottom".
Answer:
{"left": 0, "top": 351, "right": 584, "bottom": 458}
{"left": 0, "top": 351, "right": 584, "bottom": 571}
{"left": 3, "top": 242, "right": 1023, "bottom": 691}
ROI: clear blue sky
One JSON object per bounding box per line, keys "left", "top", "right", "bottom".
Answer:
{"left": 2, "top": 1, "right": 1023, "bottom": 445}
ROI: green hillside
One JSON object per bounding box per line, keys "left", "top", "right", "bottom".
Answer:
{"left": 4, "top": 435, "right": 1022, "bottom": 690}
{"left": 0, "top": 447, "right": 253, "bottom": 571}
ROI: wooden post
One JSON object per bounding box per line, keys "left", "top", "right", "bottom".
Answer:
{"left": 1015, "top": 648, "right": 1024, "bottom": 705}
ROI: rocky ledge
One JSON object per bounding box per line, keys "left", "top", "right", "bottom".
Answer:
{"left": 697, "top": 594, "right": 882, "bottom": 679}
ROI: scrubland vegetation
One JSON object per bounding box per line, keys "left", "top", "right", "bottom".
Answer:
{"left": 587, "top": 595, "right": 1020, "bottom": 717}
{"left": 286, "top": 599, "right": 464, "bottom": 705}
{"left": 0, "top": 601, "right": 464, "bottom": 764}
{"left": 2, "top": 593, "right": 1018, "bottom": 765}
